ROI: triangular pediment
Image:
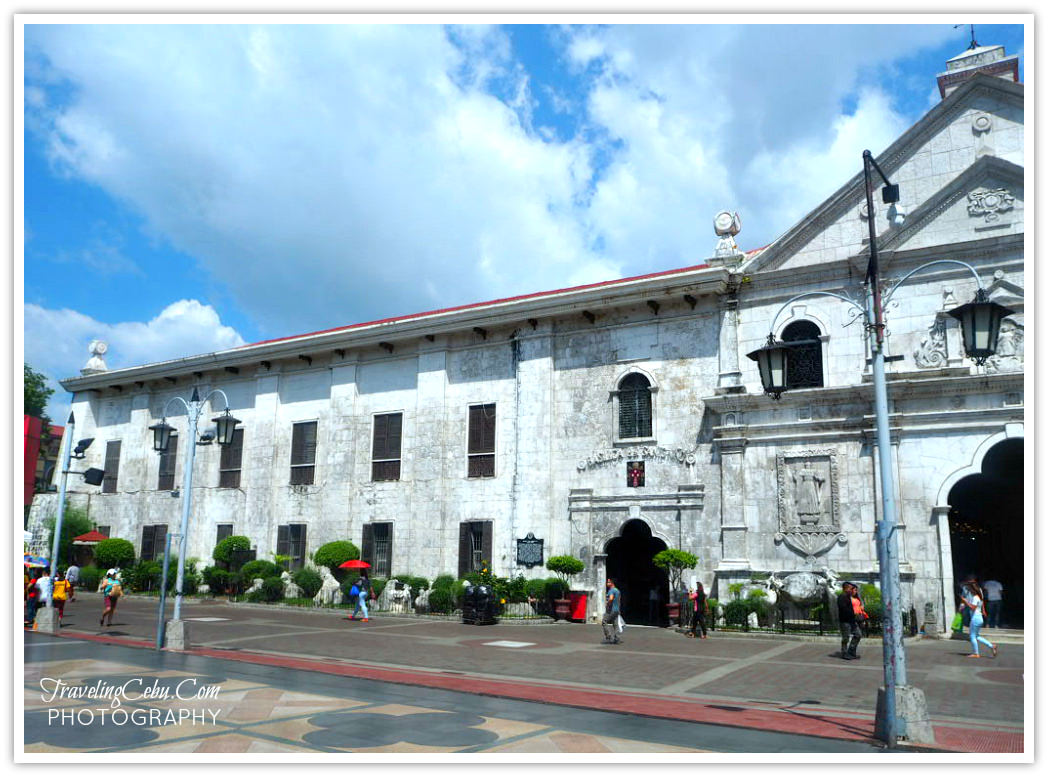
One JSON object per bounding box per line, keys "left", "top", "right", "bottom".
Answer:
{"left": 742, "top": 73, "right": 1023, "bottom": 274}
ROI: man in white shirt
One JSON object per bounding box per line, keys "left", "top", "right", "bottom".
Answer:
{"left": 982, "top": 578, "right": 1004, "bottom": 628}
{"left": 36, "top": 570, "right": 53, "bottom": 608}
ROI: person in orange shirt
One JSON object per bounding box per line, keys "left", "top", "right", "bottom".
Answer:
{"left": 52, "top": 571, "right": 72, "bottom": 623}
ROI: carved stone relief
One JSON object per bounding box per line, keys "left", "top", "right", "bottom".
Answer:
{"left": 913, "top": 314, "right": 948, "bottom": 368}
{"left": 984, "top": 318, "right": 1024, "bottom": 373}
{"left": 967, "top": 187, "right": 1015, "bottom": 223}
{"left": 775, "top": 449, "right": 845, "bottom": 563}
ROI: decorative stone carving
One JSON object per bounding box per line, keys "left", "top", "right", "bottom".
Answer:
{"left": 967, "top": 187, "right": 1015, "bottom": 223}
{"left": 414, "top": 588, "right": 431, "bottom": 613}
{"left": 81, "top": 339, "right": 109, "bottom": 376}
{"left": 775, "top": 449, "right": 845, "bottom": 563}
{"left": 281, "top": 570, "right": 303, "bottom": 599}
{"left": 312, "top": 566, "right": 342, "bottom": 606}
{"left": 971, "top": 112, "right": 993, "bottom": 134}
{"left": 766, "top": 567, "right": 839, "bottom": 606}
{"left": 984, "top": 318, "right": 1023, "bottom": 373}
{"left": 712, "top": 210, "right": 744, "bottom": 261}
{"left": 245, "top": 577, "right": 264, "bottom": 595}
{"left": 913, "top": 315, "right": 948, "bottom": 368}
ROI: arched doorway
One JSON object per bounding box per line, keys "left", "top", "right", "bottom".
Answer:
{"left": 947, "top": 437, "right": 1023, "bottom": 628}
{"left": 604, "top": 519, "right": 668, "bottom": 626}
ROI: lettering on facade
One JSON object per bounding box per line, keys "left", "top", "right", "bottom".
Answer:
{"left": 576, "top": 446, "right": 697, "bottom": 471}
{"left": 515, "top": 533, "right": 544, "bottom": 568}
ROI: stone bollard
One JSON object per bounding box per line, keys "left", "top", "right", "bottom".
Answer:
{"left": 35, "top": 605, "right": 60, "bottom": 634}
{"left": 165, "top": 620, "right": 190, "bottom": 651}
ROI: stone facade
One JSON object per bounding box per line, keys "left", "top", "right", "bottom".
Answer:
{"left": 29, "top": 62, "right": 1024, "bottom": 629}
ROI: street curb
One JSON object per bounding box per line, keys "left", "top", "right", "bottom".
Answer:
{"left": 35, "top": 628, "right": 1023, "bottom": 753}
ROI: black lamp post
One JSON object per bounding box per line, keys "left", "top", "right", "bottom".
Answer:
{"left": 213, "top": 409, "right": 241, "bottom": 446}
{"left": 149, "top": 420, "right": 175, "bottom": 453}
{"left": 746, "top": 334, "right": 789, "bottom": 399}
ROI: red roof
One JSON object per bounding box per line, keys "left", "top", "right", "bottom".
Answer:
{"left": 236, "top": 256, "right": 763, "bottom": 351}
{"left": 72, "top": 530, "right": 109, "bottom": 543}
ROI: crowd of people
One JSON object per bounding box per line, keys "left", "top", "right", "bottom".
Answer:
{"left": 23, "top": 565, "right": 124, "bottom": 630}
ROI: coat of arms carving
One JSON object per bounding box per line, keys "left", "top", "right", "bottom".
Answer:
{"left": 775, "top": 449, "right": 846, "bottom": 564}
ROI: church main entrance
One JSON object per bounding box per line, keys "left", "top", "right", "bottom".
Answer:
{"left": 604, "top": 519, "right": 668, "bottom": 626}
{"left": 947, "top": 437, "right": 1023, "bottom": 628}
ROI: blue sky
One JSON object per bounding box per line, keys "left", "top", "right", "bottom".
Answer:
{"left": 22, "top": 20, "right": 1025, "bottom": 418}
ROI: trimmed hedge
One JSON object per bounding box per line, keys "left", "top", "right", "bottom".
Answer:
{"left": 93, "top": 538, "right": 136, "bottom": 570}
{"left": 240, "top": 560, "right": 282, "bottom": 581}
{"left": 293, "top": 568, "right": 323, "bottom": 598}
{"left": 78, "top": 566, "right": 102, "bottom": 592}
{"left": 213, "top": 535, "right": 250, "bottom": 565}
{"left": 312, "top": 541, "right": 360, "bottom": 572}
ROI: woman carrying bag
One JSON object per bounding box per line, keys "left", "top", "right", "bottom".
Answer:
{"left": 960, "top": 581, "right": 997, "bottom": 659}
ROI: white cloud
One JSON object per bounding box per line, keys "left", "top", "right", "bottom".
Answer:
{"left": 24, "top": 299, "right": 246, "bottom": 418}
{"left": 24, "top": 23, "right": 965, "bottom": 342}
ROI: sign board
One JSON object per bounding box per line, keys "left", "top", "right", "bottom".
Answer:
{"left": 515, "top": 533, "right": 544, "bottom": 568}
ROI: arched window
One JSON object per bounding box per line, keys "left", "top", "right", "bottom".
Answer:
{"left": 618, "top": 373, "right": 653, "bottom": 439}
{"left": 782, "top": 320, "right": 824, "bottom": 389}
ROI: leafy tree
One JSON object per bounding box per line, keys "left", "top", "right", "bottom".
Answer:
{"left": 312, "top": 541, "right": 360, "bottom": 572}
{"left": 213, "top": 535, "right": 250, "bottom": 565}
{"left": 43, "top": 507, "right": 94, "bottom": 568}
{"left": 545, "top": 555, "right": 585, "bottom": 588}
{"left": 652, "top": 548, "right": 698, "bottom": 594}
{"left": 24, "top": 364, "right": 54, "bottom": 422}
{"left": 93, "top": 538, "right": 136, "bottom": 569}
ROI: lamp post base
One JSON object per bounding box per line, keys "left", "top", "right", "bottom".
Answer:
{"left": 35, "top": 606, "right": 60, "bottom": 634}
{"left": 875, "top": 685, "right": 935, "bottom": 745}
{"left": 164, "top": 620, "right": 191, "bottom": 651}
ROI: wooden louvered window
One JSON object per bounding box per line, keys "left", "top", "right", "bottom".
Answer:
{"left": 141, "top": 524, "right": 168, "bottom": 562}
{"left": 362, "top": 522, "right": 393, "bottom": 578}
{"left": 617, "top": 373, "right": 653, "bottom": 439}
{"left": 458, "top": 521, "right": 492, "bottom": 578}
{"left": 290, "top": 422, "right": 317, "bottom": 485}
{"left": 219, "top": 428, "right": 244, "bottom": 488}
{"left": 467, "top": 404, "right": 496, "bottom": 478}
{"left": 782, "top": 320, "right": 824, "bottom": 390}
{"left": 158, "top": 433, "right": 178, "bottom": 491}
{"left": 371, "top": 413, "right": 402, "bottom": 481}
{"left": 215, "top": 524, "right": 233, "bottom": 546}
{"left": 102, "top": 441, "right": 121, "bottom": 493}
{"left": 276, "top": 524, "right": 307, "bottom": 570}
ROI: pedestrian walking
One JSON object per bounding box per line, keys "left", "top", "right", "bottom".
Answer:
{"left": 602, "top": 578, "right": 622, "bottom": 644}
{"left": 837, "top": 582, "right": 867, "bottom": 660}
{"left": 36, "top": 568, "right": 53, "bottom": 610}
{"left": 982, "top": 577, "right": 1004, "bottom": 629}
{"left": 348, "top": 571, "right": 372, "bottom": 622}
{"left": 52, "top": 571, "right": 72, "bottom": 623}
{"left": 960, "top": 581, "right": 997, "bottom": 659}
{"left": 688, "top": 582, "right": 709, "bottom": 639}
{"left": 25, "top": 569, "right": 41, "bottom": 626}
{"left": 65, "top": 563, "right": 80, "bottom": 602}
{"left": 100, "top": 569, "right": 122, "bottom": 628}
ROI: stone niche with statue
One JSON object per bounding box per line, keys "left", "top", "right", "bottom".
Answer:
{"left": 774, "top": 448, "right": 846, "bottom": 564}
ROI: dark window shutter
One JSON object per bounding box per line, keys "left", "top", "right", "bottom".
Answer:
{"left": 372, "top": 415, "right": 389, "bottom": 459}
{"left": 276, "top": 525, "right": 290, "bottom": 557}
{"left": 468, "top": 404, "right": 496, "bottom": 454}
{"left": 618, "top": 374, "right": 652, "bottom": 439}
{"left": 481, "top": 521, "right": 493, "bottom": 568}
{"left": 291, "top": 422, "right": 317, "bottom": 465}
{"left": 102, "top": 441, "right": 121, "bottom": 493}
{"left": 381, "top": 524, "right": 393, "bottom": 578}
{"left": 361, "top": 523, "right": 375, "bottom": 567}
{"left": 158, "top": 434, "right": 178, "bottom": 490}
{"left": 782, "top": 320, "right": 824, "bottom": 389}
{"left": 154, "top": 525, "right": 167, "bottom": 561}
{"left": 142, "top": 525, "right": 156, "bottom": 561}
{"left": 220, "top": 429, "right": 244, "bottom": 488}
{"left": 468, "top": 406, "right": 483, "bottom": 453}
{"left": 458, "top": 523, "right": 472, "bottom": 578}
{"left": 388, "top": 413, "right": 402, "bottom": 457}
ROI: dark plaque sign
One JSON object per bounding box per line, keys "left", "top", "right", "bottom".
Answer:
{"left": 516, "top": 533, "right": 544, "bottom": 568}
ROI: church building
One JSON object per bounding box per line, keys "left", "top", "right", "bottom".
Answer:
{"left": 29, "top": 43, "right": 1025, "bottom": 630}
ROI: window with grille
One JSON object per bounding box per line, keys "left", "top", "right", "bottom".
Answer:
{"left": 290, "top": 422, "right": 317, "bottom": 485}
{"left": 371, "top": 413, "right": 402, "bottom": 481}
{"left": 276, "top": 524, "right": 307, "bottom": 570}
{"left": 102, "top": 441, "right": 121, "bottom": 493}
{"left": 617, "top": 373, "right": 653, "bottom": 439}
{"left": 362, "top": 522, "right": 393, "bottom": 578}
{"left": 782, "top": 320, "right": 824, "bottom": 389}
{"left": 219, "top": 428, "right": 244, "bottom": 488}
{"left": 141, "top": 524, "right": 168, "bottom": 562}
{"left": 467, "top": 404, "right": 496, "bottom": 478}
{"left": 158, "top": 433, "right": 178, "bottom": 490}
{"left": 458, "top": 521, "right": 492, "bottom": 578}
{"left": 215, "top": 524, "right": 233, "bottom": 546}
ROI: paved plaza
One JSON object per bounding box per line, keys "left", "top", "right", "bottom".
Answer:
{"left": 22, "top": 593, "right": 1025, "bottom": 754}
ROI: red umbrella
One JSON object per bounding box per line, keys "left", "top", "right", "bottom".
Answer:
{"left": 339, "top": 559, "right": 370, "bottom": 569}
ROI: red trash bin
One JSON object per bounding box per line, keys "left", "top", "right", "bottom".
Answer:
{"left": 568, "top": 592, "right": 588, "bottom": 622}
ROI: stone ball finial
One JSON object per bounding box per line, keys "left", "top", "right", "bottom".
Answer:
{"left": 714, "top": 210, "right": 742, "bottom": 237}
{"left": 81, "top": 339, "right": 109, "bottom": 375}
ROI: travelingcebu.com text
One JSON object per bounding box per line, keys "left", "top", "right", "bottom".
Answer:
{"left": 39, "top": 677, "right": 221, "bottom": 708}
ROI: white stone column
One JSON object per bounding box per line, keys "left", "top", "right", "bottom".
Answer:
{"left": 717, "top": 297, "right": 744, "bottom": 392}
{"left": 414, "top": 343, "right": 448, "bottom": 574}
{"left": 933, "top": 505, "right": 954, "bottom": 634}
{"left": 717, "top": 437, "right": 750, "bottom": 570}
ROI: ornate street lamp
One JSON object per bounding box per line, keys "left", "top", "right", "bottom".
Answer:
{"left": 149, "top": 420, "right": 175, "bottom": 453}
{"left": 948, "top": 288, "right": 1015, "bottom": 364}
{"left": 213, "top": 408, "right": 241, "bottom": 446}
{"left": 746, "top": 334, "right": 789, "bottom": 398}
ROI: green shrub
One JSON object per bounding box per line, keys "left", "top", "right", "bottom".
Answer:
{"left": 652, "top": 549, "right": 698, "bottom": 593}
{"left": 371, "top": 578, "right": 387, "bottom": 599}
{"left": 723, "top": 599, "right": 751, "bottom": 628}
{"left": 546, "top": 577, "right": 569, "bottom": 600}
{"left": 428, "top": 586, "right": 456, "bottom": 613}
{"left": 201, "top": 566, "right": 231, "bottom": 594}
{"left": 432, "top": 574, "right": 457, "bottom": 590}
{"left": 240, "top": 560, "right": 282, "bottom": 581}
{"left": 293, "top": 568, "right": 323, "bottom": 598}
{"left": 213, "top": 535, "right": 250, "bottom": 565}
{"left": 93, "top": 538, "right": 136, "bottom": 570}
{"left": 393, "top": 574, "right": 429, "bottom": 599}
{"left": 78, "top": 566, "right": 102, "bottom": 592}
{"left": 126, "top": 561, "right": 163, "bottom": 592}
{"left": 165, "top": 558, "right": 200, "bottom": 595}
{"left": 260, "top": 576, "right": 285, "bottom": 602}
{"left": 245, "top": 589, "right": 267, "bottom": 603}
{"left": 525, "top": 578, "right": 547, "bottom": 601}
{"left": 707, "top": 598, "right": 719, "bottom": 617}
{"left": 312, "top": 541, "right": 360, "bottom": 572}
{"left": 545, "top": 555, "right": 584, "bottom": 585}
{"left": 503, "top": 575, "right": 529, "bottom": 603}
{"left": 860, "top": 583, "right": 883, "bottom": 622}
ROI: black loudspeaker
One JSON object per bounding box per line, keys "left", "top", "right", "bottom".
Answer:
{"left": 82, "top": 468, "right": 105, "bottom": 486}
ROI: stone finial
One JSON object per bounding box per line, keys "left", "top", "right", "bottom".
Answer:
{"left": 710, "top": 210, "right": 745, "bottom": 266}
{"left": 81, "top": 339, "right": 109, "bottom": 375}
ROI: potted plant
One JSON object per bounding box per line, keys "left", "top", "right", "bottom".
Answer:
{"left": 652, "top": 549, "right": 698, "bottom": 625}
{"left": 545, "top": 555, "right": 585, "bottom": 621}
